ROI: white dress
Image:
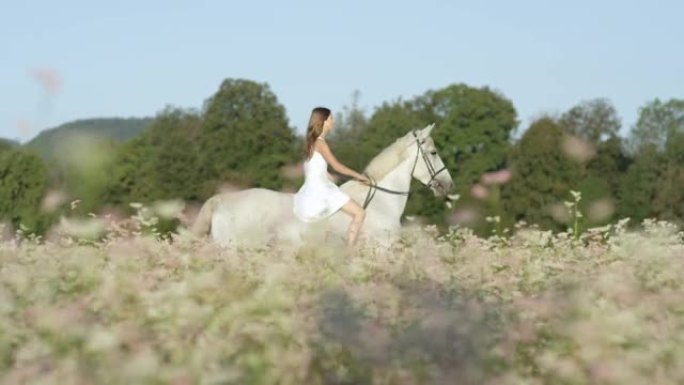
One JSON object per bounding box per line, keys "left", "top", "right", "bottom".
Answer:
{"left": 293, "top": 145, "right": 351, "bottom": 223}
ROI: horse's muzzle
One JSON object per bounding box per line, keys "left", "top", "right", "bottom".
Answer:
{"left": 430, "top": 179, "right": 453, "bottom": 197}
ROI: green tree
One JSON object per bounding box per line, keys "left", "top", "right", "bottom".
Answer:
{"left": 559, "top": 98, "right": 621, "bottom": 143}
{"left": 331, "top": 90, "right": 368, "bottom": 140}
{"left": 586, "top": 136, "right": 630, "bottom": 194}
{"left": 618, "top": 98, "right": 684, "bottom": 225}
{"left": 413, "top": 85, "right": 518, "bottom": 229}
{"left": 102, "top": 107, "right": 204, "bottom": 206}
{"left": 0, "top": 149, "right": 51, "bottom": 233}
{"left": 652, "top": 131, "right": 684, "bottom": 224}
{"left": 420, "top": 84, "right": 518, "bottom": 193}
{"left": 328, "top": 90, "right": 369, "bottom": 170}
{"left": 502, "top": 117, "right": 583, "bottom": 229}
{"left": 543, "top": 99, "right": 630, "bottom": 227}
{"left": 628, "top": 98, "right": 684, "bottom": 153}
{"left": 101, "top": 135, "right": 151, "bottom": 207}
{"left": 617, "top": 144, "right": 662, "bottom": 223}
{"left": 577, "top": 136, "right": 632, "bottom": 226}
{"left": 197, "top": 79, "right": 298, "bottom": 192}
{"left": 141, "top": 107, "right": 204, "bottom": 200}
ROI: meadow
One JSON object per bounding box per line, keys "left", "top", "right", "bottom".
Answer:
{"left": 1, "top": 208, "right": 683, "bottom": 385}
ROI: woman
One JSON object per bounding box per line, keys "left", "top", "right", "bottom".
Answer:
{"left": 293, "top": 107, "right": 370, "bottom": 247}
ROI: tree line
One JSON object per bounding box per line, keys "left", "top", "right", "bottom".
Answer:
{"left": 1, "top": 78, "right": 682, "bottom": 236}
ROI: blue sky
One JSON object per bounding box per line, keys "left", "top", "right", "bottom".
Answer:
{"left": 1, "top": 0, "right": 682, "bottom": 142}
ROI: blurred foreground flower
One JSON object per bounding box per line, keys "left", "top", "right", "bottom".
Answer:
{"left": 561, "top": 134, "right": 596, "bottom": 163}
{"left": 588, "top": 198, "right": 615, "bottom": 223}
{"left": 217, "top": 182, "right": 242, "bottom": 194}
{"left": 448, "top": 207, "right": 479, "bottom": 226}
{"left": 29, "top": 67, "right": 62, "bottom": 94}
{"left": 17, "top": 119, "right": 32, "bottom": 136}
{"left": 280, "top": 163, "right": 304, "bottom": 180}
{"left": 470, "top": 184, "right": 489, "bottom": 199}
{"left": 41, "top": 190, "right": 67, "bottom": 213}
{"left": 55, "top": 133, "right": 115, "bottom": 179}
{"left": 57, "top": 217, "right": 106, "bottom": 239}
{"left": 481, "top": 169, "right": 512, "bottom": 185}
{"left": 548, "top": 202, "right": 571, "bottom": 223}
{"left": 152, "top": 199, "right": 185, "bottom": 219}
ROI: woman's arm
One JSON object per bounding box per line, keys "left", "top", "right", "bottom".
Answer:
{"left": 315, "top": 140, "right": 369, "bottom": 183}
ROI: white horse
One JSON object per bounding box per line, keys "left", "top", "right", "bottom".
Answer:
{"left": 190, "top": 124, "right": 454, "bottom": 248}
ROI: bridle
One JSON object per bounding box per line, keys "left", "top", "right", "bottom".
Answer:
{"left": 361, "top": 130, "right": 449, "bottom": 209}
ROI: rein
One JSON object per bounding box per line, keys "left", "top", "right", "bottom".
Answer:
{"left": 360, "top": 173, "right": 407, "bottom": 209}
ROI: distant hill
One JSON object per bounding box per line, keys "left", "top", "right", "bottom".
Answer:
{"left": 24, "top": 117, "right": 153, "bottom": 159}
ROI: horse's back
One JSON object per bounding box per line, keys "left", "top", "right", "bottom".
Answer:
{"left": 210, "top": 188, "right": 299, "bottom": 247}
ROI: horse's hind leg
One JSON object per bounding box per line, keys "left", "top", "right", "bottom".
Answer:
{"left": 210, "top": 208, "right": 242, "bottom": 248}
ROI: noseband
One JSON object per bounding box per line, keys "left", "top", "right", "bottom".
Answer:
{"left": 361, "top": 131, "right": 449, "bottom": 209}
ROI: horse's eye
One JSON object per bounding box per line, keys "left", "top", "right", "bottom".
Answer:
{"left": 430, "top": 151, "right": 438, "bottom": 155}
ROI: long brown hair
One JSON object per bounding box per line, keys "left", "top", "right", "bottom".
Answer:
{"left": 304, "top": 107, "right": 331, "bottom": 159}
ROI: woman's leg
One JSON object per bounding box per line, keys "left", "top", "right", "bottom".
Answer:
{"left": 340, "top": 200, "right": 366, "bottom": 247}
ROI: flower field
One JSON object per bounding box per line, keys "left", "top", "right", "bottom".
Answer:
{"left": 1, "top": 217, "right": 683, "bottom": 384}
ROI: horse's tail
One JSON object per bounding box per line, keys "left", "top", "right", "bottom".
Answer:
{"left": 190, "top": 195, "right": 220, "bottom": 237}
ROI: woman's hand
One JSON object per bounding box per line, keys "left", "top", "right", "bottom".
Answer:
{"left": 356, "top": 174, "right": 371, "bottom": 185}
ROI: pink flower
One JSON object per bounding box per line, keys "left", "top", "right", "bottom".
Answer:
{"left": 470, "top": 183, "right": 490, "bottom": 199}
{"left": 481, "top": 169, "right": 512, "bottom": 185}
{"left": 447, "top": 208, "right": 479, "bottom": 226}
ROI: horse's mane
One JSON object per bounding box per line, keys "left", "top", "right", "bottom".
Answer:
{"left": 362, "top": 133, "right": 413, "bottom": 180}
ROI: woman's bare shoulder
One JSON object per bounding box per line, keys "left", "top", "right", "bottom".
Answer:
{"left": 314, "top": 137, "right": 329, "bottom": 150}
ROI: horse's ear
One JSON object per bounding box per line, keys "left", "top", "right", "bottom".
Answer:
{"left": 419, "top": 123, "right": 436, "bottom": 138}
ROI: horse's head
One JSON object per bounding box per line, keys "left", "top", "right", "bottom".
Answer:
{"left": 406, "top": 124, "right": 454, "bottom": 196}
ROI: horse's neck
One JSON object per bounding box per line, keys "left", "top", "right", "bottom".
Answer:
{"left": 368, "top": 156, "right": 413, "bottom": 220}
